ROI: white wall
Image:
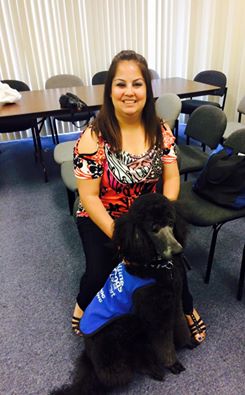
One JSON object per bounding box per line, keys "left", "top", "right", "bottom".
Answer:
{"left": 0, "top": 0, "right": 245, "bottom": 138}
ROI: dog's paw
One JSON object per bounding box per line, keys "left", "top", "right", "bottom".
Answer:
{"left": 149, "top": 366, "right": 165, "bottom": 382}
{"left": 140, "top": 363, "right": 165, "bottom": 382}
{"left": 168, "top": 360, "right": 185, "bottom": 374}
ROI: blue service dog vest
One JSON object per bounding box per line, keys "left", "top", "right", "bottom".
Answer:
{"left": 79, "top": 262, "right": 156, "bottom": 336}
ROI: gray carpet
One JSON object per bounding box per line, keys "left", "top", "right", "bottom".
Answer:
{"left": 0, "top": 132, "right": 244, "bottom": 395}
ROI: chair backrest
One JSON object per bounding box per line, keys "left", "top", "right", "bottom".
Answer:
{"left": 149, "top": 69, "right": 160, "bottom": 79}
{"left": 237, "top": 95, "right": 245, "bottom": 118}
{"left": 45, "top": 74, "right": 84, "bottom": 89}
{"left": 223, "top": 128, "right": 245, "bottom": 154}
{"left": 185, "top": 105, "right": 227, "bottom": 149}
{"left": 1, "top": 79, "right": 30, "bottom": 92}
{"left": 92, "top": 71, "right": 108, "bottom": 85}
{"left": 155, "top": 93, "right": 181, "bottom": 130}
{"left": 194, "top": 70, "right": 227, "bottom": 97}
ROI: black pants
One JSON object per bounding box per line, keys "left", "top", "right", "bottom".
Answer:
{"left": 76, "top": 217, "right": 193, "bottom": 313}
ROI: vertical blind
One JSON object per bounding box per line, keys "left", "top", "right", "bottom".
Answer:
{"left": 1, "top": 0, "right": 245, "bottom": 140}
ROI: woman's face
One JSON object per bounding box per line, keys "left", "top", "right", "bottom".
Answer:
{"left": 111, "top": 60, "right": 147, "bottom": 119}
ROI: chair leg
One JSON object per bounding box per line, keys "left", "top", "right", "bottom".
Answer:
{"left": 204, "top": 223, "right": 223, "bottom": 284}
{"left": 237, "top": 244, "right": 245, "bottom": 301}
{"left": 48, "top": 117, "right": 56, "bottom": 144}
{"left": 31, "top": 128, "right": 38, "bottom": 162}
{"left": 52, "top": 118, "right": 60, "bottom": 144}
{"left": 66, "top": 188, "right": 76, "bottom": 215}
{"left": 32, "top": 126, "right": 48, "bottom": 182}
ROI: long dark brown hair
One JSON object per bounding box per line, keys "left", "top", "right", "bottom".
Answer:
{"left": 92, "top": 50, "right": 162, "bottom": 152}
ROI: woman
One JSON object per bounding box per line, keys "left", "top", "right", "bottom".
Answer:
{"left": 72, "top": 50, "right": 206, "bottom": 344}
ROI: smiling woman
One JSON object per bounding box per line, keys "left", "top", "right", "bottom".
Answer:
{"left": 111, "top": 61, "right": 147, "bottom": 155}
{"left": 70, "top": 50, "right": 206, "bottom": 346}
{"left": 111, "top": 60, "right": 147, "bottom": 120}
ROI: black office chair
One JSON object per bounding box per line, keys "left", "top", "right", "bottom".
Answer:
{"left": 178, "top": 105, "right": 227, "bottom": 180}
{"left": 0, "top": 79, "right": 47, "bottom": 181}
{"left": 92, "top": 71, "right": 108, "bottom": 85}
{"left": 176, "top": 129, "right": 245, "bottom": 300}
{"left": 45, "top": 74, "right": 91, "bottom": 144}
{"left": 181, "top": 70, "right": 227, "bottom": 115}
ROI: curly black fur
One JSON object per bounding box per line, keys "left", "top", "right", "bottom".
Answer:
{"left": 49, "top": 193, "right": 193, "bottom": 395}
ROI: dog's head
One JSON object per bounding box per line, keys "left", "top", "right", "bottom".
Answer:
{"left": 113, "top": 193, "right": 185, "bottom": 269}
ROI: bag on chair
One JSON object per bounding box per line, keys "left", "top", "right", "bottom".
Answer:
{"left": 59, "top": 92, "right": 88, "bottom": 111}
{"left": 0, "top": 82, "right": 21, "bottom": 104}
{"left": 193, "top": 146, "right": 245, "bottom": 209}
{"left": 59, "top": 92, "right": 91, "bottom": 128}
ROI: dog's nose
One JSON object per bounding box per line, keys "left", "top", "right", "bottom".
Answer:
{"left": 159, "top": 226, "right": 183, "bottom": 256}
{"left": 171, "top": 241, "right": 183, "bottom": 255}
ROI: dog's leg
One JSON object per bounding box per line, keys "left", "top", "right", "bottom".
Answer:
{"left": 133, "top": 287, "right": 185, "bottom": 376}
{"left": 152, "top": 330, "right": 176, "bottom": 366}
{"left": 85, "top": 318, "right": 138, "bottom": 390}
{"left": 133, "top": 334, "right": 165, "bottom": 381}
{"left": 174, "top": 301, "right": 193, "bottom": 349}
{"left": 154, "top": 330, "right": 185, "bottom": 374}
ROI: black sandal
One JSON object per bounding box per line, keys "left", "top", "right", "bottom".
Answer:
{"left": 71, "top": 316, "right": 83, "bottom": 336}
{"left": 186, "top": 311, "right": 206, "bottom": 345}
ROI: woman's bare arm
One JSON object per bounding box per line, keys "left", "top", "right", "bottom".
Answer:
{"left": 76, "top": 127, "right": 114, "bottom": 239}
{"left": 162, "top": 161, "right": 180, "bottom": 201}
{"left": 77, "top": 178, "right": 114, "bottom": 238}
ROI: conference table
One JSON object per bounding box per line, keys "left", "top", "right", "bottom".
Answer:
{"left": 0, "top": 77, "right": 219, "bottom": 181}
{"left": 0, "top": 77, "right": 219, "bottom": 120}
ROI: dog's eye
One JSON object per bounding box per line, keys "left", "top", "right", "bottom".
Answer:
{"left": 152, "top": 224, "right": 160, "bottom": 233}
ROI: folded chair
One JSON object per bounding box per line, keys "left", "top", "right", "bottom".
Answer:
{"left": 177, "top": 129, "right": 245, "bottom": 300}
{"left": 178, "top": 105, "right": 227, "bottom": 180}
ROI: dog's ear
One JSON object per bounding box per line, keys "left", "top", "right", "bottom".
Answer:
{"left": 113, "top": 214, "right": 152, "bottom": 262}
{"left": 113, "top": 213, "right": 133, "bottom": 254}
{"left": 171, "top": 201, "right": 188, "bottom": 247}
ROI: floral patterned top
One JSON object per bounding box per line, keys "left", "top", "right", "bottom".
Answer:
{"left": 74, "top": 122, "right": 177, "bottom": 219}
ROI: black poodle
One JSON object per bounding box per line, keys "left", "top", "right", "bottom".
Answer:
{"left": 50, "top": 193, "right": 193, "bottom": 395}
